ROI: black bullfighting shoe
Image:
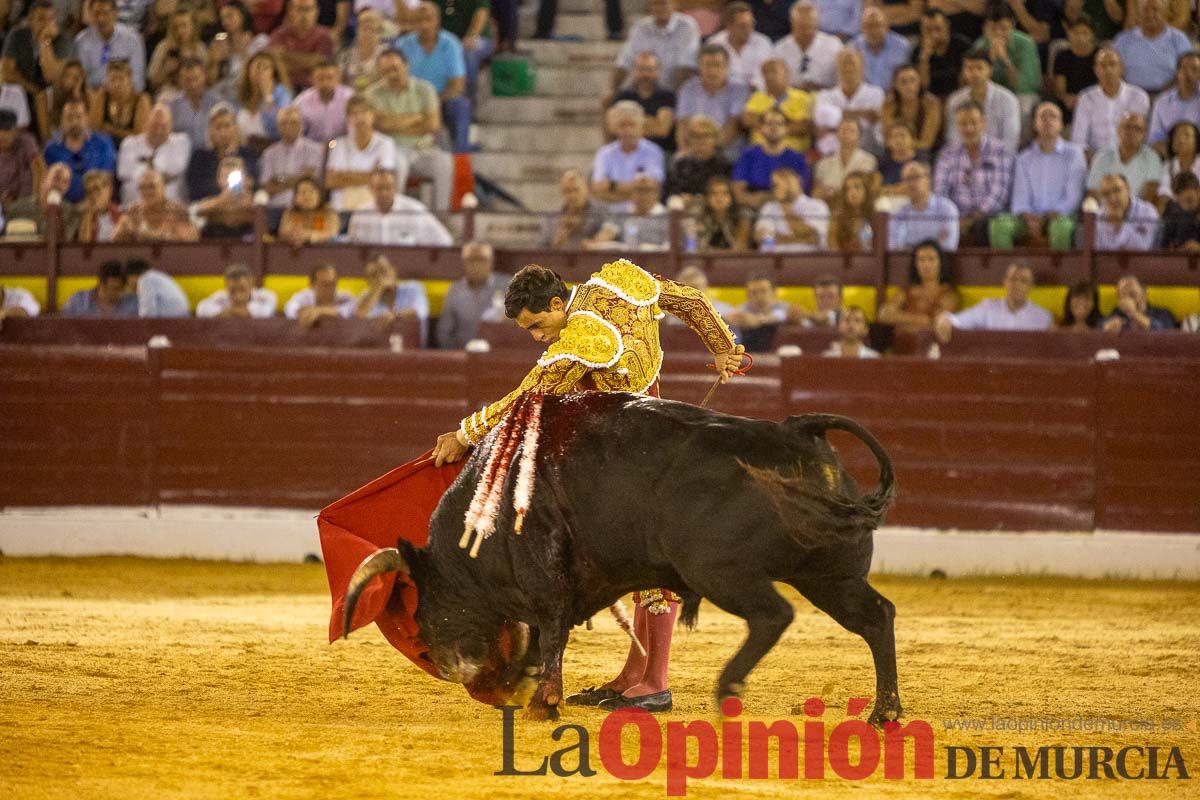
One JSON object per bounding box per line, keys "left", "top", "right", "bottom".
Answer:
{"left": 598, "top": 690, "right": 673, "bottom": 713}
{"left": 565, "top": 686, "right": 623, "bottom": 706}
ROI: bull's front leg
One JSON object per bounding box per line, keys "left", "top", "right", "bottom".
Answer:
{"left": 524, "top": 618, "right": 568, "bottom": 722}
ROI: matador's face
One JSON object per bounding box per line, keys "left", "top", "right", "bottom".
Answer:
{"left": 515, "top": 296, "right": 569, "bottom": 345}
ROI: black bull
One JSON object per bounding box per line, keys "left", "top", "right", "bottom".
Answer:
{"left": 344, "top": 391, "right": 901, "bottom": 723}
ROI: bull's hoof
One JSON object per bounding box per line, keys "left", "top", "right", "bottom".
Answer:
{"left": 523, "top": 702, "right": 560, "bottom": 722}
{"left": 867, "top": 705, "right": 903, "bottom": 727}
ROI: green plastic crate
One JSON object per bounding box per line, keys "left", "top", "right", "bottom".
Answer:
{"left": 491, "top": 56, "right": 536, "bottom": 97}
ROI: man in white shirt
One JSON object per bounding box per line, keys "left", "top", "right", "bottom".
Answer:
{"left": 935, "top": 262, "right": 1053, "bottom": 342}
{"left": 325, "top": 96, "right": 397, "bottom": 212}
{"left": 943, "top": 48, "right": 1021, "bottom": 152}
{"left": 1094, "top": 173, "right": 1160, "bottom": 251}
{"left": 772, "top": 1, "right": 843, "bottom": 92}
{"left": 259, "top": 106, "right": 325, "bottom": 209}
{"left": 707, "top": 1, "right": 772, "bottom": 91}
{"left": 0, "top": 283, "right": 40, "bottom": 319}
{"left": 610, "top": 0, "right": 700, "bottom": 97}
{"left": 117, "top": 103, "right": 191, "bottom": 205}
{"left": 813, "top": 48, "right": 884, "bottom": 156}
{"left": 1070, "top": 47, "right": 1150, "bottom": 159}
{"left": 347, "top": 168, "right": 453, "bottom": 246}
{"left": 824, "top": 306, "right": 880, "bottom": 358}
{"left": 196, "top": 263, "right": 278, "bottom": 318}
{"left": 754, "top": 166, "right": 829, "bottom": 252}
{"left": 1148, "top": 52, "right": 1200, "bottom": 151}
{"left": 284, "top": 263, "right": 357, "bottom": 324}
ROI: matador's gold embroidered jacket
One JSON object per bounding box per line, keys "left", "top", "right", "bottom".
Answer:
{"left": 459, "top": 259, "right": 737, "bottom": 445}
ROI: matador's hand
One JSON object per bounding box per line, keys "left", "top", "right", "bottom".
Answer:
{"left": 434, "top": 429, "right": 470, "bottom": 467}
{"left": 713, "top": 345, "right": 747, "bottom": 384}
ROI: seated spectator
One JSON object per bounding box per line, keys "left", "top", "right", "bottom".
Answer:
{"left": 1086, "top": 112, "right": 1162, "bottom": 203}
{"left": 1155, "top": 121, "right": 1200, "bottom": 211}
{"left": 1183, "top": 310, "right": 1200, "bottom": 332}
{"left": 393, "top": 2, "right": 471, "bottom": 153}
{"left": 732, "top": 108, "right": 810, "bottom": 209}
{"left": 347, "top": 167, "right": 453, "bottom": 245}
{"left": 748, "top": 0, "right": 793, "bottom": 40}
{"left": 285, "top": 263, "right": 357, "bottom": 326}
{"left": 754, "top": 166, "right": 829, "bottom": 252}
{"left": 667, "top": 263, "right": 735, "bottom": 319}
{"left": 772, "top": 1, "right": 842, "bottom": 91}
{"left": 337, "top": 8, "right": 387, "bottom": 91}
{"left": 912, "top": 7, "right": 971, "bottom": 99}
{"left": 1060, "top": 281, "right": 1102, "bottom": 331}
{"left": 1070, "top": 47, "right": 1150, "bottom": 158}
{"left": 794, "top": 273, "right": 842, "bottom": 327}
{"left": 0, "top": 282, "right": 40, "bottom": 320}
{"left": 35, "top": 59, "right": 87, "bottom": 142}
{"left": 1123, "top": 0, "right": 1192, "bottom": 30}
{"left": 881, "top": 65, "right": 941, "bottom": 155}
{"left": 88, "top": 59, "right": 150, "bottom": 152}
{"left": 1101, "top": 274, "right": 1177, "bottom": 331}
{"left": 325, "top": 97, "right": 396, "bottom": 212}
{"left": 117, "top": 102, "right": 191, "bottom": 205}
{"left": 741, "top": 57, "right": 813, "bottom": 153}
{"left": 674, "top": 44, "right": 749, "bottom": 156}
{"left": 813, "top": 118, "right": 878, "bottom": 202}
{"left": 708, "top": 2, "right": 772, "bottom": 90}
{"left": 852, "top": 6, "right": 912, "bottom": 93}
{"left": 973, "top": 4, "right": 1041, "bottom": 105}
{"left": 538, "top": 169, "right": 606, "bottom": 249}
{"left": 1, "top": 1, "right": 71, "bottom": 105}
{"left": 193, "top": 155, "right": 255, "bottom": 238}
{"left": 258, "top": 106, "right": 324, "bottom": 210}
{"left": 943, "top": 48, "right": 1020, "bottom": 152}
{"left": 724, "top": 272, "right": 792, "bottom": 350}
{"left": 828, "top": 170, "right": 875, "bottom": 252}
{"left": 586, "top": 174, "right": 669, "bottom": 251}
{"left": 277, "top": 175, "right": 338, "bottom": 245}
{"left": 186, "top": 103, "right": 259, "bottom": 202}
{"left": 235, "top": 52, "right": 293, "bottom": 153}
{"left": 5, "top": 162, "right": 79, "bottom": 238}
{"left": 888, "top": 160, "right": 959, "bottom": 250}
{"left": 813, "top": 48, "right": 883, "bottom": 157}
{"left": 147, "top": 9, "right": 206, "bottom": 97}
{"left": 878, "top": 238, "right": 959, "bottom": 330}
{"left": 610, "top": 51, "right": 677, "bottom": 154}
{"left": 205, "top": 1, "right": 270, "bottom": 92}
{"left": 112, "top": 167, "right": 199, "bottom": 241}
{"left": 124, "top": 256, "right": 189, "bottom": 317}
{"left": 590, "top": 101, "right": 666, "bottom": 210}
{"left": 294, "top": 60, "right": 352, "bottom": 145}
{"left": 366, "top": 49, "right": 453, "bottom": 212}
{"left": 0, "top": 80, "right": 32, "bottom": 131}
{"left": 1148, "top": 52, "right": 1200, "bottom": 153}
{"left": 74, "top": 0, "right": 147, "bottom": 92}
{"left": 934, "top": 261, "right": 1052, "bottom": 342}
{"left": 196, "top": 263, "right": 278, "bottom": 318}
{"left": 267, "top": 0, "right": 332, "bottom": 91}
{"left": 1095, "top": 173, "right": 1160, "bottom": 251}
{"left": 0, "top": 110, "right": 41, "bottom": 212}
{"left": 1160, "top": 172, "right": 1200, "bottom": 250}
{"left": 435, "top": 240, "right": 510, "bottom": 349}
{"left": 44, "top": 98, "right": 116, "bottom": 203}
{"left": 353, "top": 254, "right": 430, "bottom": 343}
{"left": 664, "top": 115, "right": 732, "bottom": 202}
{"left": 694, "top": 174, "right": 751, "bottom": 251}
{"left": 991, "top": 102, "right": 1086, "bottom": 249}
{"left": 77, "top": 169, "right": 121, "bottom": 242}
{"left": 1112, "top": 0, "right": 1192, "bottom": 94}
{"left": 815, "top": 0, "right": 863, "bottom": 39}
{"left": 433, "top": 0, "right": 493, "bottom": 101}
{"left": 824, "top": 306, "right": 880, "bottom": 358}
{"left": 609, "top": 0, "right": 700, "bottom": 98}
{"left": 1051, "top": 15, "right": 1098, "bottom": 122}
{"left": 170, "top": 58, "right": 222, "bottom": 151}
{"left": 61, "top": 259, "right": 138, "bottom": 316}
{"left": 934, "top": 102, "right": 1015, "bottom": 246}
{"left": 878, "top": 123, "right": 927, "bottom": 198}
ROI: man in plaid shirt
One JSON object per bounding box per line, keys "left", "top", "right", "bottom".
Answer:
{"left": 933, "top": 102, "right": 1016, "bottom": 246}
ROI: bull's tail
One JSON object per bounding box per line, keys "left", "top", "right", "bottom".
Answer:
{"left": 740, "top": 414, "right": 896, "bottom": 545}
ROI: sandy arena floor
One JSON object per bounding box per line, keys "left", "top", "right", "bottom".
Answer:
{"left": 1, "top": 557, "right": 1197, "bottom": 799}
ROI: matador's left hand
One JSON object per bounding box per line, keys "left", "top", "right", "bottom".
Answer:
{"left": 434, "top": 429, "right": 470, "bottom": 467}
{"left": 713, "top": 345, "right": 747, "bottom": 384}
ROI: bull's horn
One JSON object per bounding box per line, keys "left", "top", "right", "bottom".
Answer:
{"left": 342, "top": 548, "right": 408, "bottom": 640}
{"left": 509, "top": 621, "right": 530, "bottom": 663}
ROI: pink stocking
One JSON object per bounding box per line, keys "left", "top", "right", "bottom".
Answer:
{"left": 601, "top": 602, "right": 649, "bottom": 693}
{"left": 621, "top": 601, "right": 678, "bottom": 697}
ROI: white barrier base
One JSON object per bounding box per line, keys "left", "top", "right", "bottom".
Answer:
{"left": 0, "top": 506, "right": 1197, "bottom": 580}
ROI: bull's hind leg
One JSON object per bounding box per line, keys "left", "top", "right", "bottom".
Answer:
{"left": 697, "top": 580, "right": 795, "bottom": 705}
{"left": 792, "top": 577, "right": 902, "bottom": 726}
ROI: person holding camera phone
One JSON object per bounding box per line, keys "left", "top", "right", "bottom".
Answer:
{"left": 192, "top": 154, "right": 256, "bottom": 238}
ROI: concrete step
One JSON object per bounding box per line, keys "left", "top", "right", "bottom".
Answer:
{"left": 503, "top": 180, "right": 564, "bottom": 213}
{"left": 476, "top": 95, "right": 602, "bottom": 125}
{"left": 519, "top": 11, "right": 608, "bottom": 41}
{"left": 556, "top": 0, "right": 643, "bottom": 16}
{"left": 476, "top": 123, "right": 603, "bottom": 153}
{"left": 521, "top": 39, "right": 623, "bottom": 67}
{"left": 473, "top": 151, "right": 593, "bottom": 183}
{"left": 532, "top": 64, "right": 611, "bottom": 97}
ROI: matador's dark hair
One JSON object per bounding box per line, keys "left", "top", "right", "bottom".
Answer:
{"left": 504, "top": 265, "right": 569, "bottom": 319}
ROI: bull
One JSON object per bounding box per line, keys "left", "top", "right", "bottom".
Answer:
{"left": 343, "top": 391, "right": 901, "bottom": 723}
